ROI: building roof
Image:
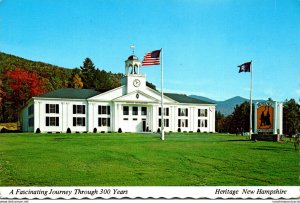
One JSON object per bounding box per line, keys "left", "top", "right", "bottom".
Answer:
{"left": 164, "top": 93, "right": 215, "bottom": 104}
{"left": 36, "top": 88, "right": 100, "bottom": 99}
{"left": 34, "top": 87, "right": 214, "bottom": 105}
{"left": 127, "top": 55, "right": 139, "bottom": 60}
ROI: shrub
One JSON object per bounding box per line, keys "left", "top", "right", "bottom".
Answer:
{"left": 0, "top": 128, "right": 8, "bottom": 133}
{"left": 118, "top": 128, "right": 122, "bottom": 133}
{"left": 157, "top": 128, "right": 161, "bottom": 133}
{"left": 189, "top": 131, "right": 193, "bottom": 133}
{"left": 66, "top": 128, "right": 71, "bottom": 133}
{"left": 177, "top": 128, "right": 181, "bottom": 132}
{"left": 35, "top": 128, "right": 41, "bottom": 133}
{"left": 93, "top": 128, "right": 97, "bottom": 133}
{"left": 197, "top": 129, "right": 201, "bottom": 133}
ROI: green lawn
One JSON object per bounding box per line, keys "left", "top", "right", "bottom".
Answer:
{"left": 0, "top": 132, "right": 299, "bottom": 186}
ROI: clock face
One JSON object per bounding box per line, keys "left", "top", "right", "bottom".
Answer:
{"left": 133, "top": 79, "right": 141, "bottom": 87}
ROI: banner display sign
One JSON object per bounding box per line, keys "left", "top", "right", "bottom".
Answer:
{"left": 254, "top": 101, "right": 283, "bottom": 135}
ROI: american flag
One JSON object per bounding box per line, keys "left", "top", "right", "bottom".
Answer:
{"left": 142, "top": 50, "right": 161, "bottom": 66}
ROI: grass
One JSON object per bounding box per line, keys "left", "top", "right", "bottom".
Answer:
{"left": 0, "top": 132, "right": 299, "bottom": 186}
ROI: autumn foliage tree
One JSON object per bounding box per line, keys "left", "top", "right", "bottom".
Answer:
{"left": 2, "top": 68, "right": 48, "bottom": 122}
{"left": 72, "top": 74, "right": 83, "bottom": 88}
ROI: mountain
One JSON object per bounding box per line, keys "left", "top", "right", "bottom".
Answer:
{"left": 189, "top": 95, "right": 217, "bottom": 103}
{"left": 217, "top": 96, "right": 249, "bottom": 116}
{"left": 190, "top": 95, "right": 265, "bottom": 116}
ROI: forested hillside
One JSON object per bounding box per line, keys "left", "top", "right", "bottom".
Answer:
{"left": 0, "top": 52, "right": 155, "bottom": 122}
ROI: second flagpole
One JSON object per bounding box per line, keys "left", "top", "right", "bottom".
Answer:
{"left": 161, "top": 48, "right": 165, "bottom": 140}
{"left": 249, "top": 60, "right": 253, "bottom": 140}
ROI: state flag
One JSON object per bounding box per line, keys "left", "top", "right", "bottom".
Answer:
{"left": 238, "top": 61, "right": 251, "bottom": 73}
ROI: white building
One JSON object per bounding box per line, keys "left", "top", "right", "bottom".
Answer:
{"left": 21, "top": 55, "right": 216, "bottom": 133}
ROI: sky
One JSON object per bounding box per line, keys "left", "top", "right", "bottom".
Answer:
{"left": 0, "top": 0, "right": 299, "bottom": 102}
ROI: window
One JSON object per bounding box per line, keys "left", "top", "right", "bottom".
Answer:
{"left": 198, "top": 109, "right": 208, "bottom": 117}
{"left": 159, "top": 107, "right": 169, "bottom": 116}
{"left": 28, "top": 117, "right": 34, "bottom": 127}
{"left": 178, "top": 119, "right": 188, "bottom": 127}
{"left": 159, "top": 119, "right": 169, "bottom": 127}
{"left": 98, "top": 118, "right": 110, "bottom": 127}
{"left": 178, "top": 108, "right": 188, "bottom": 116}
{"left": 46, "top": 117, "right": 59, "bottom": 126}
{"left": 73, "top": 117, "right": 85, "bottom": 126}
{"left": 46, "top": 104, "right": 59, "bottom": 114}
{"left": 198, "top": 119, "right": 208, "bottom": 127}
{"left": 133, "top": 118, "right": 138, "bottom": 121}
{"left": 73, "top": 105, "right": 85, "bottom": 114}
{"left": 123, "top": 118, "right": 128, "bottom": 120}
{"left": 141, "top": 107, "right": 147, "bottom": 115}
{"left": 123, "top": 106, "right": 129, "bottom": 115}
{"left": 132, "top": 107, "right": 138, "bottom": 115}
{"left": 98, "top": 105, "right": 110, "bottom": 115}
{"left": 28, "top": 105, "right": 34, "bottom": 116}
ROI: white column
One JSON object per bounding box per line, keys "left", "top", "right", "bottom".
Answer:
{"left": 273, "top": 102, "right": 277, "bottom": 134}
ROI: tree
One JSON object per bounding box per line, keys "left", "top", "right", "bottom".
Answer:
{"left": 216, "top": 102, "right": 254, "bottom": 134}
{"left": 2, "top": 68, "right": 48, "bottom": 121}
{"left": 283, "top": 99, "right": 300, "bottom": 136}
{"left": 215, "top": 111, "right": 225, "bottom": 132}
{"left": 80, "top": 58, "right": 96, "bottom": 89}
{"left": 72, "top": 74, "right": 83, "bottom": 88}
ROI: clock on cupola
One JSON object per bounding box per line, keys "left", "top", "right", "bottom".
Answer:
{"left": 121, "top": 45, "right": 146, "bottom": 94}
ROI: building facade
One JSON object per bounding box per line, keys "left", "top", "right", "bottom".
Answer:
{"left": 21, "top": 55, "right": 216, "bottom": 133}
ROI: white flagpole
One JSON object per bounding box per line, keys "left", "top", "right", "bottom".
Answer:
{"left": 249, "top": 60, "right": 253, "bottom": 140}
{"left": 161, "top": 48, "right": 165, "bottom": 140}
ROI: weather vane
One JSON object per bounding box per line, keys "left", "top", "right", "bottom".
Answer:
{"left": 130, "top": 44, "right": 135, "bottom": 55}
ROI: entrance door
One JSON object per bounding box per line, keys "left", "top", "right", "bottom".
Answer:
{"left": 142, "top": 120, "right": 146, "bottom": 132}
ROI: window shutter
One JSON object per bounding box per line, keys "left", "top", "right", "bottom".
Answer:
{"left": 56, "top": 117, "right": 59, "bottom": 126}
{"left": 185, "top": 119, "right": 188, "bottom": 127}
{"left": 73, "top": 105, "right": 76, "bottom": 114}
{"left": 56, "top": 104, "right": 59, "bottom": 114}
{"left": 73, "top": 117, "right": 76, "bottom": 126}
{"left": 83, "top": 105, "right": 85, "bottom": 114}
{"left": 166, "top": 108, "right": 169, "bottom": 116}
{"left": 46, "top": 104, "right": 49, "bottom": 113}
{"left": 178, "top": 109, "right": 180, "bottom": 116}
{"left": 159, "top": 108, "right": 161, "bottom": 116}
{"left": 98, "top": 106, "right": 101, "bottom": 115}
{"left": 108, "top": 118, "right": 110, "bottom": 127}
{"left": 108, "top": 106, "right": 110, "bottom": 115}
{"left": 83, "top": 118, "right": 85, "bottom": 126}
{"left": 46, "top": 117, "right": 49, "bottom": 126}
{"left": 186, "top": 109, "right": 188, "bottom": 116}
{"left": 98, "top": 118, "right": 101, "bottom": 127}
{"left": 178, "top": 119, "right": 181, "bottom": 127}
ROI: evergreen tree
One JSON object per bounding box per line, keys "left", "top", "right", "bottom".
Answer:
{"left": 80, "top": 58, "right": 96, "bottom": 89}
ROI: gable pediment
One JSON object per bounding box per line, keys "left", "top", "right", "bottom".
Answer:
{"left": 113, "top": 90, "right": 160, "bottom": 103}
{"left": 88, "top": 86, "right": 125, "bottom": 101}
